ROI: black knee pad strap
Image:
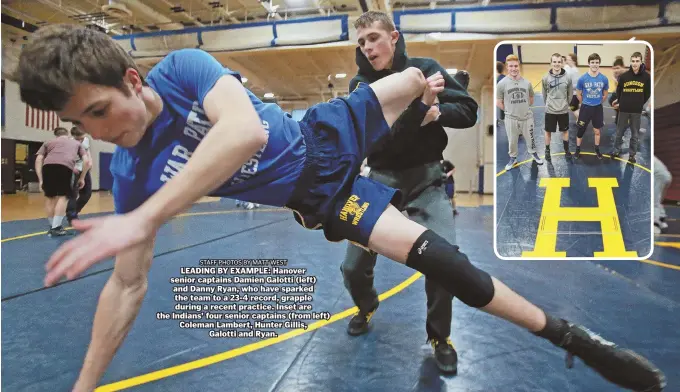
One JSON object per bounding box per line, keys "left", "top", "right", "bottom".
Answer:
{"left": 406, "top": 230, "right": 495, "bottom": 308}
{"left": 577, "top": 122, "right": 587, "bottom": 138}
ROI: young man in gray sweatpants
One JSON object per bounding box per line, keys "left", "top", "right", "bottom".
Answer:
{"left": 542, "top": 53, "right": 573, "bottom": 161}
{"left": 341, "top": 11, "right": 479, "bottom": 374}
{"left": 497, "top": 54, "right": 543, "bottom": 171}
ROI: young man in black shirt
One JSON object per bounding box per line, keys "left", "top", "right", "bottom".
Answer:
{"left": 340, "top": 10, "right": 478, "bottom": 374}
{"left": 611, "top": 52, "right": 651, "bottom": 163}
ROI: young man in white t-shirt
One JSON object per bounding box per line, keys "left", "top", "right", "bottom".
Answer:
{"left": 66, "top": 127, "right": 93, "bottom": 224}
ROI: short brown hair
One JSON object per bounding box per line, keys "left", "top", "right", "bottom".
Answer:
{"left": 496, "top": 61, "right": 505, "bottom": 73}
{"left": 551, "top": 53, "right": 562, "bottom": 62}
{"left": 587, "top": 53, "right": 601, "bottom": 63}
{"left": 16, "top": 24, "right": 144, "bottom": 112}
{"left": 70, "top": 126, "right": 86, "bottom": 138}
{"left": 568, "top": 53, "right": 577, "bottom": 63}
{"left": 53, "top": 127, "right": 69, "bottom": 137}
{"left": 631, "top": 51, "right": 643, "bottom": 60}
{"left": 354, "top": 11, "right": 396, "bottom": 32}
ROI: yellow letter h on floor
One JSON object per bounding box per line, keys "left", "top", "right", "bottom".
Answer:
{"left": 522, "top": 177, "right": 638, "bottom": 258}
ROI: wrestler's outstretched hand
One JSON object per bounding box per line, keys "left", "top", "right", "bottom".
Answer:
{"left": 44, "top": 213, "right": 155, "bottom": 286}
{"left": 422, "top": 71, "right": 445, "bottom": 106}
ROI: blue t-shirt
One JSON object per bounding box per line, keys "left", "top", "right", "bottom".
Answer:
{"left": 110, "top": 49, "right": 306, "bottom": 213}
{"left": 576, "top": 72, "right": 609, "bottom": 106}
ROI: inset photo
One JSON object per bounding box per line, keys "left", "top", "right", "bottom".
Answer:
{"left": 494, "top": 40, "right": 653, "bottom": 260}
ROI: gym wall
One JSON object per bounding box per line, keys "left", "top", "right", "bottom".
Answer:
{"left": 441, "top": 86, "right": 494, "bottom": 195}
{"left": 516, "top": 42, "right": 649, "bottom": 65}
{"left": 0, "top": 79, "right": 117, "bottom": 191}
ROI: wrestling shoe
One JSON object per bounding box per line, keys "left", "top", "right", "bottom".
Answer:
{"left": 504, "top": 157, "right": 517, "bottom": 171}
{"left": 545, "top": 146, "right": 551, "bottom": 162}
{"left": 48, "top": 226, "right": 68, "bottom": 237}
{"left": 429, "top": 337, "right": 458, "bottom": 374}
{"left": 347, "top": 302, "right": 379, "bottom": 336}
{"left": 538, "top": 315, "right": 666, "bottom": 392}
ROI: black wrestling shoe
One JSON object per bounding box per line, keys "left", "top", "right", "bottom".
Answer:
{"left": 347, "top": 302, "right": 379, "bottom": 336}
{"left": 48, "top": 226, "right": 68, "bottom": 237}
{"left": 538, "top": 316, "right": 666, "bottom": 392}
{"left": 545, "top": 146, "right": 551, "bottom": 162}
{"left": 429, "top": 337, "right": 458, "bottom": 374}
{"left": 595, "top": 149, "right": 603, "bottom": 160}
{"left": 629, "top": 155, "right": 637, "bottom": 164}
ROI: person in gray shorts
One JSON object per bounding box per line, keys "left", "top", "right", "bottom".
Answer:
{"left": 611, "top": 52, "right": 651, "bottom": 163}
{"left": 496, "top": 54, "right": 543, "bottom": 170}
{"left": 542, "top": 53, "right": 573, "bottom": 161}
{"left": 35, "top": 127, "right": 89, "bottom": 236}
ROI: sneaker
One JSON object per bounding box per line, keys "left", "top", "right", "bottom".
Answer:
{"left": 546, "top": 319, "right": 666, "bottom": 392}
{"left": 347, "top": 302, "right": 379, "bottom": 336}
{"left": 532, "top": 153, "right": 544, "bottom": 165}
{"left": 655, "top": 219, "right": 668, "bottom": 230}
{"left": 430, "top": 337, "right": 458, "bottom": 374}
{"left": 504, "top": 157, "right": 517, "bottom": 171}
{"left": 48, "top": 226, "right": 68, "bottom": 237}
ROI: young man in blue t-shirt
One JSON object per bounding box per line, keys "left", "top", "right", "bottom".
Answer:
{"left": 16, "top": 24, "right": 664, "bottom": 392}
{"left": 574, "top": 53, "right": 609, "bottom": 159}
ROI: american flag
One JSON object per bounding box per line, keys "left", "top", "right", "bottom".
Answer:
{"left": 25, "top": 104, "right": 60, "bottom": 131}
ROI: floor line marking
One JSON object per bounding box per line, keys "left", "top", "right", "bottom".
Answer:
{"left": 0, "top": 208, "right": 287, "bottom": 243}
{"left": 654, "top": 241, "right": 680, "bottom": 249}
{"left": 495, "top": 151, "right": 652, "bottom": 177}
{"left": 639, "top": 258, "right": 680, "bottom": 271}
{"left": 95, "top": 272, "right": 423, "bottom": 391}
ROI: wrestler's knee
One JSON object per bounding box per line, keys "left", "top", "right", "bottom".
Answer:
{"left": 406, "top": 230, "right": 495, "bottom": 308}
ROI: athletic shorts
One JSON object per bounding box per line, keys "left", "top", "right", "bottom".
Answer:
{"left": 285, "top": 83, "right": 402, "bottom": 247}
{"left": 545, "top": 113, "right": 569, "bottom": 133}
{"left": 578, "top": 103, "right": 604, "bottom": 130}
{"left": 569, "top": 95, "right": 580, "bottom": 111}
{"left": 42, "top": 164, "right": 74, "bottom": 197}
{"left": 445, "top": 181, "right": 455, "bottom": 199}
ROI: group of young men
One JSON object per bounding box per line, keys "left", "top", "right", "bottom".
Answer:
{"left": 497, "top": 50, "right": 651, "bottom": 171}
{"left": 14, "top": 10, "right": 666, "bottom": 392}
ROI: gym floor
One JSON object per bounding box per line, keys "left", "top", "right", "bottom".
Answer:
{"left": 2, "top": 191, "right": 679, "bottom": 391}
